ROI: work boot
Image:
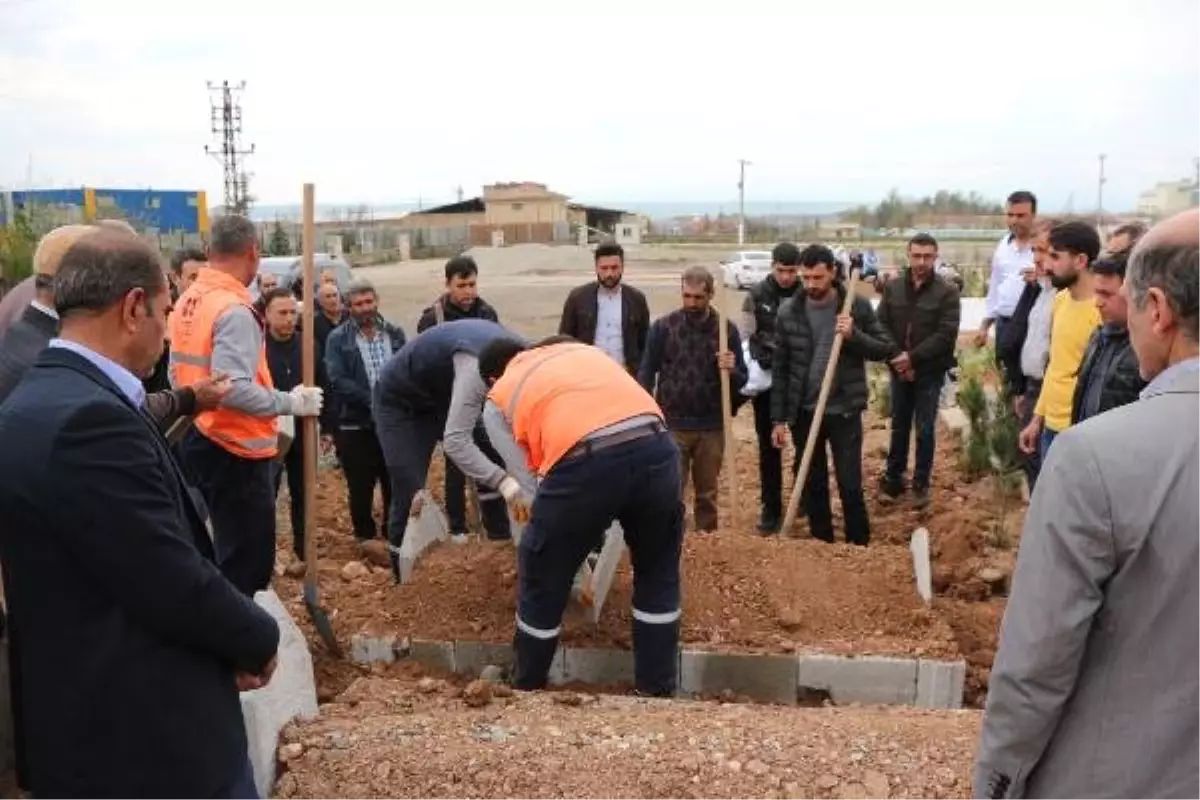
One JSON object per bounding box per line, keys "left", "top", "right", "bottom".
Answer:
{"left": 878, "top": 474, "right": 904, "bottom": 503}
{"left": 912, "top": 486, "right": 931, "bottom": 510}
{"left": 757, "top": 509, "right": 781, "bottom": 535}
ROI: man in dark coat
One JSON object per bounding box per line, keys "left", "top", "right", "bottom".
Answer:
{"left": 0, "top": 229, "right": 279, "bottom": 798}
{"left": 1070, "top": 253, "right": 1146, "bottom": 424}
{"left": 558, "top": 241, "right": 651, "bottom": 374}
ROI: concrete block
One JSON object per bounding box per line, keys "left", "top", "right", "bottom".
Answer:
{"left": 455, "top": 639, "right": 565, "bottom": 684}
{"left": 397, "top": 491, "right": 448, "bottom": 584}
{"left": 916, "top": 659, "right": 966, "bottom": 709}
{"left": 797, "top": 654, "right": 918, "bottom": 706}
{"left": 560, "top": 646, "right": 635, "bottom": 686}
{"left": 349, "top": 634, "right": 399, "bottom": 664}
{"left": 938, "top": 406, "right": 970, "bottom": 438}
{"left": 910, "top": 527, "right": 933, "bottom": 605}
{"left": 587, "top": 523, "right": 626, "bottom": 623}
{"left": 241, "top": 590, "right": 318, "bottom": 799}
{"left": 410, "top": 639, "right": 456, "bottom": 673}
{"left": 680, "top": 650, "right": 797, "bottom": 704}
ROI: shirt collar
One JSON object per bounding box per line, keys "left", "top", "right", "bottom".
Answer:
{"left": 30, "top": 300, "right": 58, "bottom": 320}
{"left": 1141, "top": 356, "right": 1200, "bottom": 400}
{"left": 48, "top": 338, "right": 147, "bottom": 407}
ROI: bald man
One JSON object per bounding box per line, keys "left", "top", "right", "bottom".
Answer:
{"left": 974, "top": 208, "right": 1199, "bottom": 799}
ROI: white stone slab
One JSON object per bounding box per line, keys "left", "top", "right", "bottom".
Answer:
{"left": 910, "top": 527, "right": 933, "bottom": 605}
{"left": 588, "top": 523, "right": 626, "bottom": 623}
{"left": 397, "top": 491, "right": 449, "bottom": 583}
{"left": 241, "top": 590, "right": 318, "bottom": 799}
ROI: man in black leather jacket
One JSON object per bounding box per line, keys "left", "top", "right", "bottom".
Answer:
{"left": 1071, "top": 253, "right": 1145, "bottom": 424}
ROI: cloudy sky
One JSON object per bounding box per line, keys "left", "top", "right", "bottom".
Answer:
{"left": 2, "top": 0, "right": 1197, "bottom": 211}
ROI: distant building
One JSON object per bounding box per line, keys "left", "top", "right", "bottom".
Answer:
{"left": 0, "top": 187, "right": 209, "bottom": 236}
{"left": 1136, "top": 179, "right": 1199, "bottom": 219}
{"left": 398, "top": 182, "right": 638, "bottom": 251}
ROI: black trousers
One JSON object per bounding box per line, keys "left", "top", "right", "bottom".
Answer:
{"left": 790, "top": 410, "right": 870, "bottom": 546}
{"left": 180, "top": 430, "right": 276, "bottom": 597}
{"left": 885, "top": 370, "right": 944, "bottom": 490}
{"left": 513, "top": 431, "right": 683, "bottom": 695}
{"left": 334, "top": 428, "right": 390, "bottom": 541}
{"left": 374, "top": 403, "right": 511, "bottom": 551}
{"left": 751, "top": 390, "right": 782, "bottom": 519}
{"left": 444, "top": 459, "right": 470, "bottom": 534}
{"left": 272, "top": 430, "right": 305, "bottom": 560}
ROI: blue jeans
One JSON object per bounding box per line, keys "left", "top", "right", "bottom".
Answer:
{"left": 1039, "top": 427, "right": 1059, "bottom": 463}
{"left": 885, "top": 371, "right": 944, "bottom": 490}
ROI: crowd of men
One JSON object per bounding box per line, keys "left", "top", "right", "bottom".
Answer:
{"left": 0, "top": 199, "right": 1193, "bottom": 797}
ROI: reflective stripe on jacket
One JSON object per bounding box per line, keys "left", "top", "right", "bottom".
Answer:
{"left": 168, "top": 267, "right": 278, "bottom": 459}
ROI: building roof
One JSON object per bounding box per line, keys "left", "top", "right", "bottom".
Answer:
{"left": 568, "top": 202, "right": 632, "bottom": 216}
{"left": 410, "top": 197, "right": 486, "bottom": 215}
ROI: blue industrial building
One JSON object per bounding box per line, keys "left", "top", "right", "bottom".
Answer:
{"left": 1, "top": 187, "right": 209, "bottom": 235}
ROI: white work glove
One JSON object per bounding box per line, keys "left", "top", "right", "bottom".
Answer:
{"left": 288, "top": 385, "right": 324, "bottom": 417}
{"left": 498, "top": 475, "right": 532, "bottom": 523}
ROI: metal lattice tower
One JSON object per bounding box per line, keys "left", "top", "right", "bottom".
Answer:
{"left": 205, "top": 80, "right": 255, "bottom": 216}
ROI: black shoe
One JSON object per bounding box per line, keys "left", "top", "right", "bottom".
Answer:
{"left": 757, "top": 510, "right": 781, "bottom": 535}
{"left": 912, "top": 486, "right": 930, "bottom": 509}
{"left": 878, "top": 475, "right": 904, "bottom": 502}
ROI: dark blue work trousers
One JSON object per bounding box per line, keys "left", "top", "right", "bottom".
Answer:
{"left": 513, "top": 431, "right": 684, "bottom": 696}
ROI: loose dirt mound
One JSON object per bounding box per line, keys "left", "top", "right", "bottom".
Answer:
{"left": 276, "top": 676, "right": 981, "bottom": 800}
{"left": 276, "top": 409, "right": 1018, "bottom": 706}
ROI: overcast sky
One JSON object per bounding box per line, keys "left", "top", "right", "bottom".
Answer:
{"left": 2, "top": 0, "right": 1197, "bottom": 212}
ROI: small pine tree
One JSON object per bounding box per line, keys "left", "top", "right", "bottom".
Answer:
{"left": 268, "top": 220, "right": 292, "bottom": 256}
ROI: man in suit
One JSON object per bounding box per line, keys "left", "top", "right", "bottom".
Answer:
{"left": 0, "top": 228, "right": 281, "bottom": 798}
{"left": 558, "top": 241, "right": 651, "bottom": 374}
{"left": 973, "top": 208, "right": 1199, "bottom": 799}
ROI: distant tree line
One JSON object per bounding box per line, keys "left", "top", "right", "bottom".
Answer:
{"left": 839, "top": 189, "right": 1004, "bottom": 229}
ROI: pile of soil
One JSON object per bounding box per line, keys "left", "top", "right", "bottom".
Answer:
{"left": 275, "top": 675, "right": 981, "bottom": 800}
{"left": 275, "top": 409, "right": 1019, "bottom": 706}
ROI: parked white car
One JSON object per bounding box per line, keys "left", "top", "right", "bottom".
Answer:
{"left": 720, "top": 250, "right": 773, "bottom": 289}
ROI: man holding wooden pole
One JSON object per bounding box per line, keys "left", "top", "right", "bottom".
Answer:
{"left": 637, "top": 265, "right": 746, "bottom": 534}
{"left": 770, "top": 246, "right": 895, "bottom": 545}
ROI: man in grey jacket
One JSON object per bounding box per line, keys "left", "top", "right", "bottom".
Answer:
{"left": 973, "top": 208, "right": 1199, "bottom": 799}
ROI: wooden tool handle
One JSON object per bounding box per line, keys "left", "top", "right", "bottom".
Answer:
{"left": 781, "top": 268, "right": 860, "bottom": 535}
{"left": 300, "top": 184, "right": 319, "bottom": 583}
{"left": 715, "top": 277, "right": 739, "bottom": 527}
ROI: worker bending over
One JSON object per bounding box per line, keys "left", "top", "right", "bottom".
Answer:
{"left": 372, "top": 318, "right": 526, "bottom": 578}
{"left": 170, "top": 215, "right": 324, "bottom": 596}
{"left": 479, "top": 338, "right": 683, "bottom": 696}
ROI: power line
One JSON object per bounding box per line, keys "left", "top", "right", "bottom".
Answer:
{"left": 204, "top": 80, "right": 255, "bottom": 216}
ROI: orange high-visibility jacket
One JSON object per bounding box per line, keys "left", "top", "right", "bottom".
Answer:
{"left": 169, "top": 267, "right": 279, "bottom": 460}
{"left": 487, "top": 342, "right": 663, "bottom": 476}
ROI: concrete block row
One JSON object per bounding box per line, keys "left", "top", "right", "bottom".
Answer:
{"left": 349, "top": 634, "right": 966, "bottom": 709}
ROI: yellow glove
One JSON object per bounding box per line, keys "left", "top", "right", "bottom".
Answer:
{"left": 499, "top": 476, "right": 532, "bottom": 523}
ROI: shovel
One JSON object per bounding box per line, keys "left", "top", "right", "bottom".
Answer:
{"left": 299, "top": 182, "right": 341, "bottom": 656}
{"left": 781, "top": 267, "right": 860, "bottom": 536}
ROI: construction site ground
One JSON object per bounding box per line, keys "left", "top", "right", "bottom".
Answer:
{"left": 269, "top": 245, "right": 1018, "bottom": 797}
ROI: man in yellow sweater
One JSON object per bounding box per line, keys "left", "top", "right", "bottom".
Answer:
{"left": 1019, "top": 221, "right": 1103, "bottom": 460}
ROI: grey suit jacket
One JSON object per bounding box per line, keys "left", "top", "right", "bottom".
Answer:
{"left": 973, "top": 359, "right": 1199, "bottom": 798}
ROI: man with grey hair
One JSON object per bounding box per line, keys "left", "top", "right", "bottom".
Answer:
{"left": 0, "top": 228, "right": 279, "bottom": 797}
{"left": 324, "top": 277, "right": 405, "bottom": 554}
{"left": 974, "top": 208, "right": 1198, "bottom": 799}
{"left": 638, "top": 265, "right": 746, "bottom": 533}
{"left": 170, "top": 214, "right": 324, "bottom": 596}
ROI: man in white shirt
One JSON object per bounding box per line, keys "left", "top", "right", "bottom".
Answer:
{"left": 975, "top": 192, "right": 1038, "bottom": 386}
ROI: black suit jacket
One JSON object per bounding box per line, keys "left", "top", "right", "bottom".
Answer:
{"left": 558, "top": 282, "right": 651, "bottom": 373}
{"left": 0, "top": 303, "right": 57, "bottom": 406}
{"left": 0, "top": 346, "right": 279, "bottom": 798}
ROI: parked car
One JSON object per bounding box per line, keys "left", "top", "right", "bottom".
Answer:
{"left": 720, "top": 250, "right": 774, "bottom": 289}
{"left": 251, "top": 253, "right": 353, "bottom": 300}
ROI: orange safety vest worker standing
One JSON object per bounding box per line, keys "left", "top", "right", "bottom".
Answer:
{"left": 169, "top": 215, "right": 324, "bottom": 596}
{"left": 478, "top": 338, "right": 683, "bottom": 695}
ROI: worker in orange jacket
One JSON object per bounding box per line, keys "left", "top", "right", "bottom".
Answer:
{"left": 479, "top": 337, "right": 683, "bottom": 696}
{"left": 170, "top": 215, "right": 324, "bottom": 596}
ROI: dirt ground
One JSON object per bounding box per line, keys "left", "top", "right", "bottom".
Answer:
{"left": 268, "top": 249, "right": 1019, "bottom": 797}
{"left": 276, "top": 672, "right": 981, "bottom": 800}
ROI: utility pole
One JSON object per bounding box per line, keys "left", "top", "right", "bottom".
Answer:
{"left": 205, "top": 80, "right": 255, "bottom": 216}
{"left": 737, "top": 159, "right": 751, "bottom": 245}
{"left": 456, "top": 184, "right": 465, "bottom": 203}
{"left": 1096, "top": 153, "right": 1107, "bottom": 230}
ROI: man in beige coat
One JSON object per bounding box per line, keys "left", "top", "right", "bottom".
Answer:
{"left": 974, "top": 208, "right": 1199, "bottom": 799}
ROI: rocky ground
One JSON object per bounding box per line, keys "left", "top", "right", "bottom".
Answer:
{"left": 276, "top": 667, "right": 980, "bottom": 800}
